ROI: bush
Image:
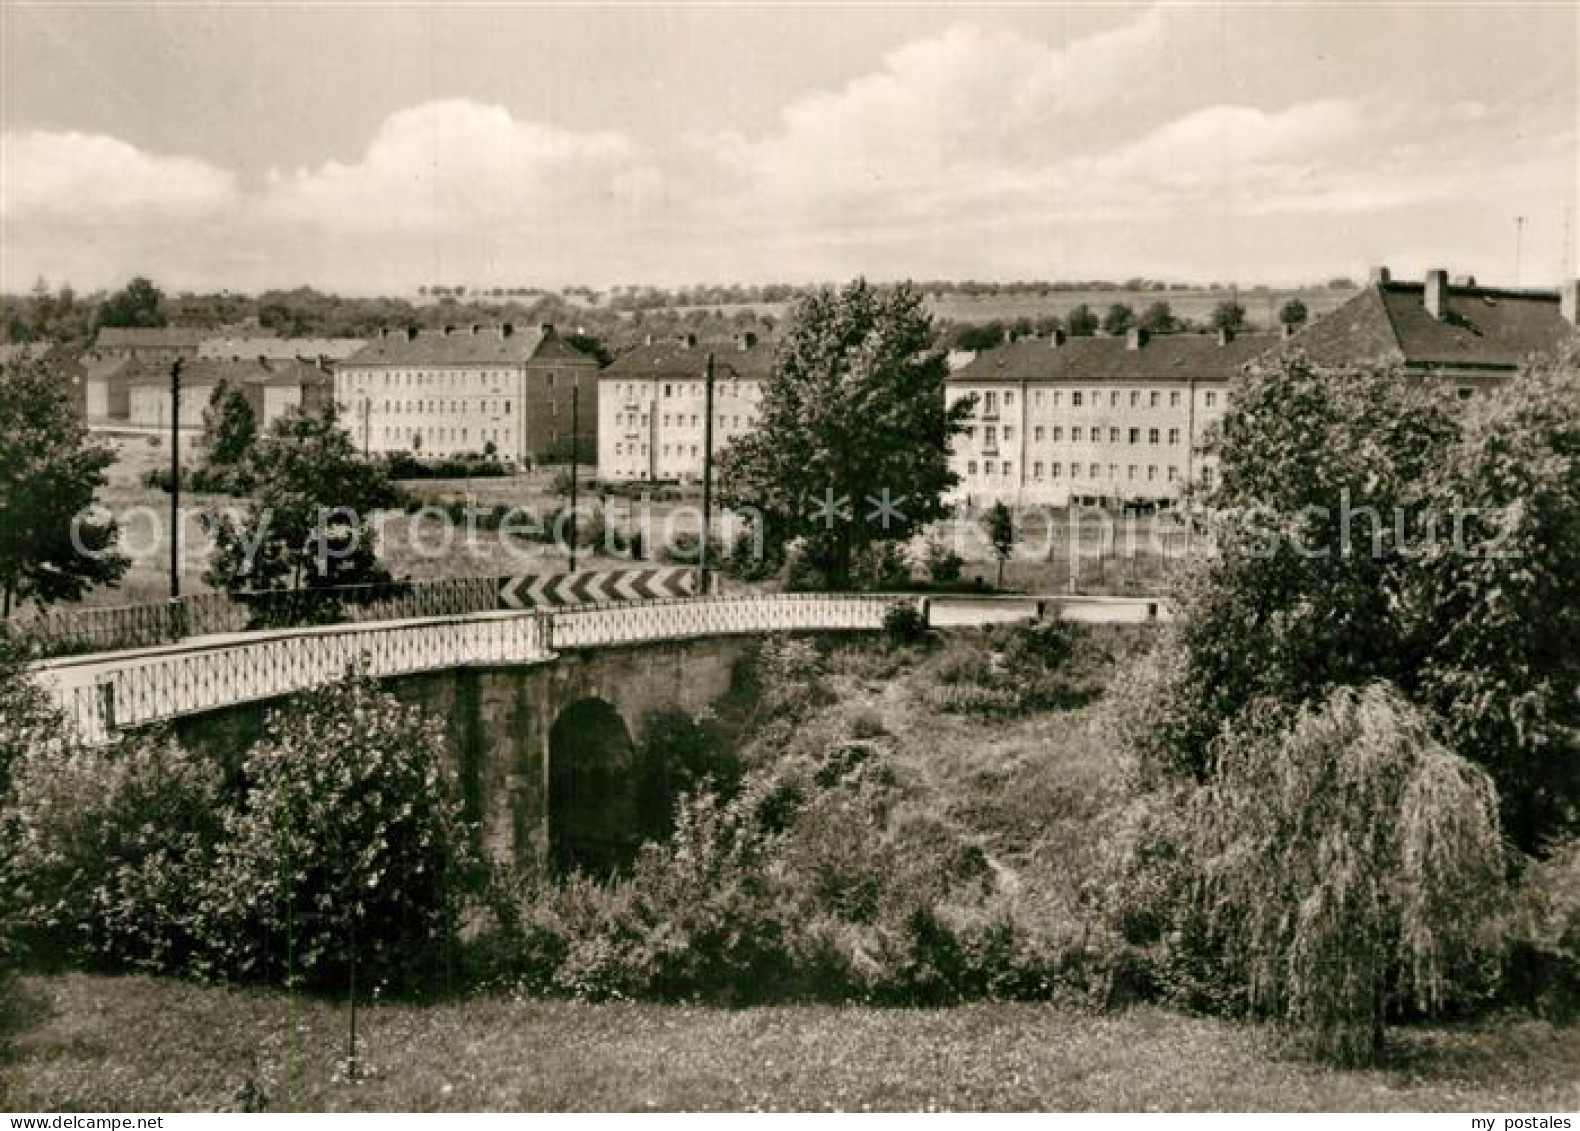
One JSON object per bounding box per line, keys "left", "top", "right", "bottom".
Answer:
{"left": 1509, "top": 837, "right": 1580, "bottom": 1021}
{"left": 204, "top": 673, "right": 474, "bottom": 990}
{"left": 380, "top": 451, "right": 511, "bottom": 480}
{"left": 922, "top": 540, "right": 964, "bottom": 586}
{"left": 881, "top": 601, "right": 927, "bottom": 646}
{"left": 4, "top": 734, "right": 224, "bottom": 974}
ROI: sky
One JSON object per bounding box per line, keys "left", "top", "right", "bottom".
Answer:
{"left": 1, "top": 2, "right": 1576, "bottom": 295}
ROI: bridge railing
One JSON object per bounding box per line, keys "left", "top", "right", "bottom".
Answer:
{"left": 46, "top": 609, "right": 553, "bottom": 744}
{"left": 548, "top": 592, "right": 910, "bottom": 650}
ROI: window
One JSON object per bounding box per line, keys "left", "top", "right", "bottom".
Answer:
{"left": 1051, "top": 461, "right": 1062, "bottom": 478}
{"left": 983, "top": 390, "right": 998, "bottom": 414}
{"left": 1109, "top": 464, "right": 1119, "bottom": 480}
{"left": 1004, "top": 426, "right": 1014, "bottom": 442}
{"left": 1089, "top": 462, "right": 1100, "bottom": 478}
{"left": 1071, "top": 463, "right": 1080, "bottom": 479}
{"left": 1072, "top": 426, "right": 1083, "bottom": 442}
{"left": 1205, "top": 391, "right": 1218, "bottom": 408}
{"left": 1128, "top": 428, "right": 1140, "bottom": 444}
{"left": 1168, "top": 427, "right": 1180, "bottom": 445}
{"left": 1201, "top": 465, "right": 1215, "bottom": 487}
{"left": 968, "top": 460, "right": 978, "bottom": 475}
{"left": 1109, "top": 427, "right": 1121, "bottom": 443}
{"left": 664, "top": 383, "right": 673, "bottom": 397}
{"left": 1128, "top": 465, "right": 1137, "bottom": 481}
{"left": 984, "top": 425, "right": 998, "bottom": 448}
{"left": 1053, "top": 426, "right": 1064, "bottom": 442}
{"left": 965, "top": 425, "right": 976, "bottom": 439}
{"left": 1109, "top": 391, "right": 1120, "bottom": 407}
{"left": 1129, "top": 391, "right": 1140, "bottom": 407}
{"left": 1034, "top": 391, "right": 1043, "bottom": 406}
{"left": 1147, "top": 465, "right": 1158, "bottom": 481}
{"left": 1071, "top": 391, "right": 1083, "bottom": 407}
{"left": 1033, "top": 461, "right": 1044, "bottom": 479}
{"left": 1052, "top": 391, "right": 1063, "bottom": 406}
{"left": 1034, "top": 426, "right": 1045, "bottom": 442}
{"left": 1170, "top": 390, "right": 1181, "bottom": 407}
{"left": 984, "top": 460, "right": 996, "bottom": 475}
{"left": 1168, "top": 466, "right": 1180, "bottom": 482}
{"left": 1004, "top": 390, "right": 1014, "bottom": 405}
{"left": 1002, "top": 462, "right": 1012, "bottom": 478}
{"left": 1149, "top": 428, "right": 1160, "bottom": 444}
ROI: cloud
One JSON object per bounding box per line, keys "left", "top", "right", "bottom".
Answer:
{"left": 1, "top": 129, "right": 236, "bottom": 219}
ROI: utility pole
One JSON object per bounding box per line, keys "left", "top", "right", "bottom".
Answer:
{"left": 169, "top": 357, "right": 183, "bottom": 602}
{"left": 1514, "top": 215, "right": 1527, "bottom": 286}
{"left": 568, "top": 382, "right": 579, "bottom": 571}
{"left": 699, "top": 352, "right": 716, "bottom": 581}
{"left": 361, "top": 397, "right": 370, "bottom": 458}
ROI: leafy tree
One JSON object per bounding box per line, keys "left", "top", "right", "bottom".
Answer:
{"left": 1210, "top": 300, "right": 1246, "bottom": 335}
{"left": 1139, "top": 301, "right": 1179, "bottom": 334}
{"left": 1101, "top": 303, "right": 1135, "bottom": 337}
{"left": 1066, "top": 303, "right": 1099, "bottom": 337}
{"left": 719, "top": 280, "right": 971, "bottom": 589}
{"left": 1186, "top": 685, "right": 1504, "bottom": 1062}
{"left": 1279, "top": 298, "right": 1310, "bottom": 328}
{"left": 952, "top": 323, "right": 1005, "bottom": 352}
{"left": 984, "top": 500, "right": 1016, "bottom": 588}
{"left": 96, "top": 276, "right": 167, "bottom": 329}
{"left": 1147, "top": 351, "right": 1580, "bottom": 851}
{"left": 0, "top": 361, "right": 128, "bottom": 615}
{"left": 205, "top": 402, "right": 399, "bottom": 624}
{"left": 201, "top": 380, "right": 256, "bottom": 469}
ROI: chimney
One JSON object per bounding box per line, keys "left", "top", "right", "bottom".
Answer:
{"left": 405, "top": 326, "right": 419, "bottom": 341}
{"left": 1561, "top": 279, "right": 1580, "bottom": 326}
{"left": 1216, "top": 327, "right": 1233, "bottom": 346}
{"left": 1370, "top": 266, "right": 1391, "bottom": 285}
{"left": 1125, "top": 326, "right": 1147, "bottom": 351}
{"left": 500, "top": 323, "right": 515, "bottom": 339}
{"left": 1424, "top": 269, "right": 1449, "bottom": 321}
{"left": 470, "top": 323, "right": 482, "bottom": 336}
{"left": 1048, "top": 328, "right": 1067, "bottom": 348}
{"left": 1281, "top": 322, "right": 1298, "bottom": 340}
{"left": 443, "top": 325, "right": 457, "bottom": 337}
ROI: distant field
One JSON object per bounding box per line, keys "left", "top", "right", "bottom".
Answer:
{"left": 653, "top": 286, "right": 1358, "bottom": 330}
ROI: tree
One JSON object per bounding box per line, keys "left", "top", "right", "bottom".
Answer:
{"left": 1148, "top": 350, "right": 1580, "bottom": 851}
{"left": 719, "top": 280, "right": 971, "bottom": 589}
{"left": 205, "top": 402, "right": 399, "bottom": 625}
{"left": 1139, "top": 301, "right": 1179, "bottom": 334}
{"left": 1101, "top": 303, "right": 1135, "bottom": 337}
{"left": 953, "top": 323, "right": 1005, "bottom": 352}
{"left": 0, "top": 361, "right": 127, "bottom": 616}
{"left": 96, "top": 276, "right": 167, "bottom": 329}
{"left": 201, "top": 380, "right": 256, "bottom": 469}
{"left": 1278, "top": 298, "right": 1310, "bottom": 329}
{"left": 1209, "top": 300, "right": 1246, "bottom": 335}
{"left": 1066, "top": 303, "right": 1099, "bottom": 337}
{"left": 1187, "top": 685, "right": 1504, "bottom": 1062}
{"left": 984, "top": 500, "right": 1016, "bottom": 588}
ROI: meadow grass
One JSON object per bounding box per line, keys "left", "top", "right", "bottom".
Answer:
{"left": 3, "top": 974, "right": 1574, "bottom": 1111}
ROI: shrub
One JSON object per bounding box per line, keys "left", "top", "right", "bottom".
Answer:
{"left": 4, "top": 734, "right": 224, "bottom": 974}
{"left": 204, "top": 672, "right": 474, "bottom": 990}
{"left": 922, "top": 540, "right": 964, "bottom": 586}
{"left": 1508, "top": 837, "right": 1580, "bottom": 1021}
{"left": 881, "top": 601, "right": 927, "bottom": 646}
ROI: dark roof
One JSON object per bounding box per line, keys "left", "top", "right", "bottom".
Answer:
{"left": 604, "top": 338, "right": 776, "bottom": 381}
{"left": 1284, "top": 278, "right": 1577, "bottom": 371}
{"left": 93, "top": 326, "right": 210, "bottom": 350}
{"left": 198, "top": 337, "right": 365, "bottom": 362}
{"left": 340, "top": 325, "right": 555, "bottom": 367}
{"left": 948, "top": 332, "right": 1277, "bottom": 385}
{"left": 124, "top": 357, "right": 325, "bottom": 390}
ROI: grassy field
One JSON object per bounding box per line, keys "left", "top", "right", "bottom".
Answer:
{"left": 4, "top": 974, "right": 1574, "bottom": 1112}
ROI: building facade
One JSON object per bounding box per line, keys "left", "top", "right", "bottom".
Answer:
{"left": 124, "top": 357, "right": 330, "bottom": 432}
{"left": 599, "top": 332, "right": 772, "bottom": 482}
{"left": 334, "top": 324, "right": 599, "bottom": 464}
{"left": 947, "top": 328, "right": 1276, "bottom": 508}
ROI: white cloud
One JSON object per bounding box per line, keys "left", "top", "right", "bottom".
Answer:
{"left": 1, "top": 129, "right": 236, "bottom": 219}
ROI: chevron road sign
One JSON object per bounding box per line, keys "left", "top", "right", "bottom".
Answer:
{"left": 495, "top": 567, "right": 700, "bottom": 609}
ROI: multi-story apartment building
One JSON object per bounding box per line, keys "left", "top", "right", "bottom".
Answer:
{"left": 1281, "top": 266, "right": 1579, "bottom": 391}
{"left": 599, "top": 332, "right": 772, "bottom": 482}
{"left": 124, "top": 356, "right": 331, "bottom": 432}
{"left": 334, "top": 323, "right": 599, "bottom": 464}
{"left": 947, "top": 327, "right": 1276, "bottom": 508}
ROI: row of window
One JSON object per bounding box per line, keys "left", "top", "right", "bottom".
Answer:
{"left": 380, "top": 425, "right": 511, "bottom": 445}
{"left": 609, "top": 380, "right": 758, "bottom": 401}
{"left": 966, "top": 459, "right": 1214, "bottom": 485}
{"left": 971, "top": 388, "right": 1220, "bottom": 412}
{"left": 967, "top": 424, "right": 1185, "bottom": 447}
{"left": 366, "top": 398, "right": 511, "bottom": 415}
{"left": 345, "top": 369, "right": 511, "bottom": 390}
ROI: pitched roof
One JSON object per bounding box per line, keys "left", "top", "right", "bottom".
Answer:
{"left": 93, "top": 326, "right": 210, "bottom": 350}
{"left": 1283, "top": 276, "right": 1578, "bottom": 371}
{"left": 948, "top": 332, "right": 1277, "bottom": 385}
{"left": 198, "top": 337, "right": 366, "bottom": 362}
{"left": 604, "top": 337, "right": 776, "bottom": 381}
{"left": 340, "top": 325, "right": 553, "bottom": 367}
{"left": 124, "top": 356, "right": 326, "bottom": 390}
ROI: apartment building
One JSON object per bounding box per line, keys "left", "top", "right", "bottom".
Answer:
{"left": 123, "top": 356, "right": 330, "bottom": 431}
{"left": 334, "top": 323, "right": 599, "bottom": 464}
{"left": 599, "top": 331, "right": 772, "bottom": 482}
{"left": 948, "top": 327, "right": 1276, "bottom": 508}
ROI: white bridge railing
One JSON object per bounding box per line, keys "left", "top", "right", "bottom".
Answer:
{"left": 36, "top": 594, "right": 915, "bottom": 745}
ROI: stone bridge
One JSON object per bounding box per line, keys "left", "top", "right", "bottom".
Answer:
{"left": 30, "top": 592, "right": 1164, "bottom": 868}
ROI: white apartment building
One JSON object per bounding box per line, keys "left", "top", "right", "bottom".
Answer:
{"left": 599, "top": 332, "right": 772, "bottom": 482}
{"left": 948, "top": 328, "right": 1276, "bottom": 508}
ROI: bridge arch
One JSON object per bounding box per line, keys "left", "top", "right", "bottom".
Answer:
{"left": 547, "top": 696, "right": 642, "bottom": 876}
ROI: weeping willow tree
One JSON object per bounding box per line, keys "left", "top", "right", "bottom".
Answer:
{"left": 1188, "top": 683, "right": 1506, "bottom": 1062}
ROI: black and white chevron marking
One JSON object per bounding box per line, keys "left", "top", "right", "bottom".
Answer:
{"left": 496, "top": 567, "right": 699, "bottom": 609}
